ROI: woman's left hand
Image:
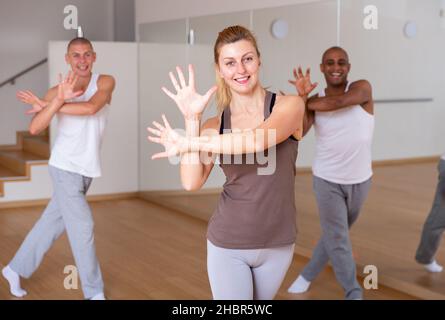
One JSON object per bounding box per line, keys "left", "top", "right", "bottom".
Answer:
{"left": 162, "top": 64, "right": 217, "bottom": 120}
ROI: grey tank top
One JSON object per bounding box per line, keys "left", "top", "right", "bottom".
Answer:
{"left": 207, "top": 91, "right": 299, "bottom": 249}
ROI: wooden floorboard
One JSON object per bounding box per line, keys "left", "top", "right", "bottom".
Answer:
{"left": 0, "top": 198, "right": 413, "bottom": 300}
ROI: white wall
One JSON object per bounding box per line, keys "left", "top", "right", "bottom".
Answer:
{"left": 0, "top": 0, "right": 135, "bottom": 145}
{"left": 139, "top": 11, "right": 252, "bottom": 44}
{"left": 135, "top": 0, "right": 322, "bottom": 25}
{"left": 340, "top": 0, "right": 445, "bottom": 160}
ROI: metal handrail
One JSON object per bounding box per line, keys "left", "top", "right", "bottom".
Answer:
{"left": 374, "top": 98, "right": 433, "bottom": 103}
{"left": 0, "top": 58, "right": 48, "bottom": 88}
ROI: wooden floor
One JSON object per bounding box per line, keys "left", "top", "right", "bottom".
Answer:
{"left": 0, "top": 198, "right": 413, "bottom": 300}
{"left": 142, "top": 160, "right": 445, "bottom": 300}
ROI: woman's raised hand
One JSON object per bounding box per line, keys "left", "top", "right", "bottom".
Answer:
{"left": 147, "top": 114, "right": 188, "bottom": 159}
{"left": 162, "top": 64, "right": 217, "bottom": 120}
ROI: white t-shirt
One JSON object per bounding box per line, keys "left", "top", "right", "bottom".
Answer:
{"left": 49, "top": 74, "right": 109, "bottom": 178}
{"left": 312, "top": 82, "right": 374, "bottom": 184}
{"left": 441, "top": 153, "right": 445, "bottom": 161}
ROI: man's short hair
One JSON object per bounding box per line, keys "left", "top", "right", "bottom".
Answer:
{"left": 67, "top": 37, "right": 94, "bottom": 52}
{"left": 321, "top": 46, "right": 349, "bottom": 63}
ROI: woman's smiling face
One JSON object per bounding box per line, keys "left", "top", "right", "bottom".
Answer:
{"left": 217, "top": 39, "right": 261, "bottom": 95}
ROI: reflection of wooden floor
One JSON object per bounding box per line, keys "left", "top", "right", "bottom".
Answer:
{"left": 0, "top": 199, "right": 412, "bottom": 299}
{"left": 142, "top": 160, "right": 445, "bottom": 299}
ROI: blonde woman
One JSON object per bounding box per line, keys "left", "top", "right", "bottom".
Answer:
{"left": 148, "top": 25, "right": 304, "bottom": 299}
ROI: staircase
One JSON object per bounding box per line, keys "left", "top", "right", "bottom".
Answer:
{"left": 0, "top": 129, "right": 49, "bottom": 197}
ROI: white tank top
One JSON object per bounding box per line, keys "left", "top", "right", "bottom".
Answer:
{"left": 442, "top": 153, "right": 445, "bottom": 161}
{"left": 49, "top": 74, "right": 109, "bottom": 178}
{"left": 312, "top": 82, "right": 374, "bottom": 184}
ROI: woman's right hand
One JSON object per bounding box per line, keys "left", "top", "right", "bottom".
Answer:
{"left": 162, "top": 64, "right": 217, "bottom": 120}
{"left": 147, "top": 114, "right": 189, "bottom": 159}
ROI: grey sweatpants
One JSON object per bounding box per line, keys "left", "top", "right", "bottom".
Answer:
{"left": 416, "top": 159, "right": 445, "bottom": 264}
{"left": 301, "top": 176, "right": 371, "bottom": 300}
{"left": 9, "top": 165, "right": 104, "bottom": 299}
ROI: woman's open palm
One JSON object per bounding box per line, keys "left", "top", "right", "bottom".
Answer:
{"left": 147, "top": 115, "right": 187, "bottom": 159}
{"left": 162, "top": 64, "right": 217, "bottom": 119}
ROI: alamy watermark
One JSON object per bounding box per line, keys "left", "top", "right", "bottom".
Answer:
{"left": 363, "top": 5, "right": 378, "bottom": 30}
{"left": 63, "top": 5, "right": 78, "bottom": 30}
{"left": 363, "top": 264, "right": 378, "bottom": 290}
{"left": 63, "top": 265, "right": 79, "bottom": 290}
{"left": 164, "top": 127, "right": 279, "bottom": 176}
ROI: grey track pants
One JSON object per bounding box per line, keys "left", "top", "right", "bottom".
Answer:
{"left": 9, "top": 165, "right": 104, "bottom": 298}
{"left": 301, "top": 175, "right": 371, "bottom": 300}
{"left": 416, "top": 159, "right": 445, "bottom": 264}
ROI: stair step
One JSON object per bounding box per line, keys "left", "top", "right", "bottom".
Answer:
{"left": 0, "top": 163, "right": 28, "bottom": 197}
{"left": 0, "top": 164, "right": 22, "bottom": 178}
{"left": 0, "top": 150, "right": 47, "bottom": 176}
{"left": 0, "top": 129, "right": 50, "bottom": 198}
{"left": 23, "top": 136, "right": 50, "bottom": 158}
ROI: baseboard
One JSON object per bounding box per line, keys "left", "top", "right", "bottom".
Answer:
{"left": 372, "top": 156, "right": 440, "bottom": 167}
{"left": 138, "top": 191, "right": 215, "bottom": 222}
{"left": 0, "top": 192, "right": 139, "bottom": 209}
{"left": 88, "top": 192, "right": 139, "bottom": 202}
{"left": 295, "top": 167, "right": 312, "bottom": 174}
{"left": 296, "top": 156, "right": 440, "bottom": 173}
{"left": 139, "top": 188, "right": 222, "bottom": 197}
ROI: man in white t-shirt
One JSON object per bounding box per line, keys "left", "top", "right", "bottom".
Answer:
{"left": 287, "top": 47, "right": 374, "bottom": 300}
{"left": 2, "top": 37, "right": 115, "bottom": 300}
{"left": 415, "top": 154, "right": 445, "bottom": 273}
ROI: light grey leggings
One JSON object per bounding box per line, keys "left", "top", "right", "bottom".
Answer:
{"left": 9, "top": 165, "right": 104, "bottom": 299}
{"left": 207, "top": 240, "right": 295, "bottom": 300}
